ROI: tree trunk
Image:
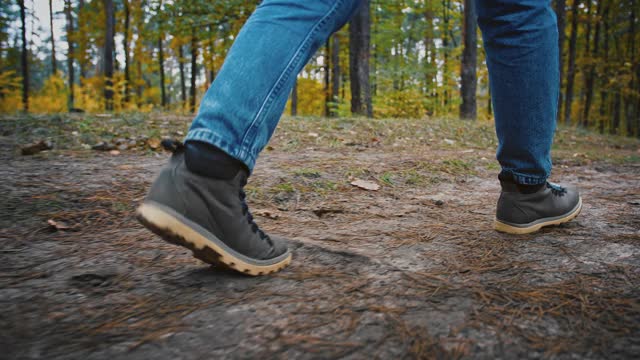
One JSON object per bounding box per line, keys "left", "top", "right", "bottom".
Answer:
{"left": 583, "top": 0, "right": 603, "bottom": 127}
{"left": 330, "top": 34, "right": 340, "bottom": 117}
{"left": 626, "top": 1, "right": 637, "bottom": 136}
{"left": 460, "top": 0, "right": 477, "bottom": 120}
{"left": 341, "top": 67, "right": 346, "bottom": 100}
{"left": 324, "top": 41, "right": 330, "bottom": 117}
{"left": 612, "top": 93, "right": 621, "bottom": 135}
{"left": 18, "top": 0, "right": 28, "bottom": 111}
{"left": 423, "top": 6, "right": 434, "bottom": 96}
{"left": 392, "top": 40, "right": 400, "bottom": 91}
{"left": 578, "top": 0, "right": 592, "bottom": 126}
{"left": 103, "top": 0, "right": 115, "bottom": 111}
{"left": 611, "top": 27, "right": 623, "bottom": 135}
{"left": 65, "top": 0, "right": 74, "bottom": 110}
{"left": 190, "top": 30, "right": 198, "bottom": 113}
{"left": 158, "top": 36, "right": 166, "bottom": 108}
{"left": 349, "top": 0, "right": 372, "bottom": 117}
{"left": 179, "top": 44, "right": 186, "bottom": 109}
{"left": 371, "top": 6, "right": 378, "bottom": 97}
{"left": 599, "top": 0, "right": 611, "bottom": 134}
{"left": 442, "top": 0, "right": 451, "bottom": 110}
{"left": 49, "top": 0, "right": 57, "bottom": 74}
{"left": 136, "top": 58, "right": 143, "bottom": 107}
{"left": 208, "top": 25, "right": 216, "bottom": 85}
{"left": 555, "top": 0, "right": 566, "bottom": 122}
{"left": 563, "top": 0, "right": 580, "bottom": 125}
{"left": 123, "top": 0, "right": 130, "bottom": 103}
{"left": 156, "top": 0, "right": 165, "bottom": 107}
{"left": 78, "top": 0, "right": 87, "bottom": 81}
{"left": 291, "top": 77, "right": 297, "bottom": 116}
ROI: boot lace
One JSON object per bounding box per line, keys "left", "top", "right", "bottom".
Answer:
{"left": 239, "top": 178, "right": 273, "bottom": 245}
{"left": 546, "top": 182, "right": 567, "bottom": 196}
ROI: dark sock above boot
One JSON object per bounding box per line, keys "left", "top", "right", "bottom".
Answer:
{"left": 498, "top": 172, "right": 545, "bottom": 194}
{"left": 185, "top": 141, "right": 248, "bottom": 179}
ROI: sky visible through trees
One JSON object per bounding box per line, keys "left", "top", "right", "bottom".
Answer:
{"left": 0, "top": 0, "right": 639, "bottom": 137}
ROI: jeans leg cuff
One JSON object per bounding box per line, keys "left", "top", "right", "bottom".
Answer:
{"left": 185, "top": 129, "right": 258, "bottom": 172}
{"left": 501, "top": 170, "right": 548, "bottom": 185}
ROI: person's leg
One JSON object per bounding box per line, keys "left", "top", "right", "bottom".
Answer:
{"left": 476, "top": 0, "right": 582, "bottom": 233}
{"left": 137, "top": 0, "right": 363, "bottom": 275}
{"left": 188, "top": 0, "right": 361, "bottom": 171}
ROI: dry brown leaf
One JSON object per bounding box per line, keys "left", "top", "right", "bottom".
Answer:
{"left": 47, "top": 219, "right": 70, "bottom": 231}
{"left": 147, "top": 138, "right": 161, "bottom": 149}
{"left": 350, "top": 179, "right": 380, "bottom": 191}
{"left": 254, "top": 209, "right": 281, "bottom": 220}
{"left": 21, "top": 140, "right": 52, "bottom": 155}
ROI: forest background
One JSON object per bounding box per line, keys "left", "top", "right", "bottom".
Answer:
{"left": 1, "top": 0, "right": 639, "bottom": 137}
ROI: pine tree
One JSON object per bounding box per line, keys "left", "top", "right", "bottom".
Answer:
{"left": 460, "top": 0, "right": 477, "bottom": 120}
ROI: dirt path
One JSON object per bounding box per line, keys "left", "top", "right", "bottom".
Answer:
{"left": 2, "top": 117, "right": 639, "bottom": 359}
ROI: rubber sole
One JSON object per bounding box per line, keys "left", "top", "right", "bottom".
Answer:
{"left": 136, "top": 203, "right": 291, "bottom": 276}
{"left": 494, "top": 197, "right": 583, "bottom": 235}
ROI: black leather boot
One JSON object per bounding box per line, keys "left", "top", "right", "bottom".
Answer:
{"left": 136, "top": 140, "right": 291, "bottom": 275}
{"left": 495, "top": 177, "right": 582, "bottom": 234}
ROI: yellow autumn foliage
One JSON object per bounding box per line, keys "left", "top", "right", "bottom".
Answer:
{"left": 31, "top": 72, "right": 68, "bottom": 113}
{"left": 285, "top": 77, "right": 327, "bottom": 116}
{"left": 374, "top": 88, "right": 426, "bottom": 119}
{"left": 0, "top": 70, "right": 22, "bottom": 112}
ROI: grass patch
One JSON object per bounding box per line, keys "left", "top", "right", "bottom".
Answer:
{"left": 379, "top": 172, "right": 395, "bottom": 186}
{"left": 272, "top": 182, "right": 295, "bottom": 193}
{"left": 293, "top": 168, "right": 322, "bottom": 178}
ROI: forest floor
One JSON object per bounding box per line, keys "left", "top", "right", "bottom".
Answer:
{"left": 2, "top": 113, "right": 640, "bottom": 359}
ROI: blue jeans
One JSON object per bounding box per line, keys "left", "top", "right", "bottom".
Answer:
{"left": 186, "top": 0, "right": 559, "bottom": 185}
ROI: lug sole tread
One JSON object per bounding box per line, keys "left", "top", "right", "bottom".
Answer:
{"left": 494, "top": 198, "right": 583, "bottom": 235}
{"left": 136, "top": 203, "right": 291, "bottom": 276}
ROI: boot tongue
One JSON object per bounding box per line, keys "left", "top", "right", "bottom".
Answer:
{"left": 184, "top": 141, "right": 248, "bottom": 180}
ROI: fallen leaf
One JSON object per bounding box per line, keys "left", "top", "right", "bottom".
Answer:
{"left": 147, "top": 137, "right": 161, "bottom": 149}
{"left": 312, "top": 208, "right": 345, "bottom": 217}
{"left": 21, "top": 140, "right": 52, "bottom": 155}
{"left": 254, "top": 209, "right": 280, "bottom": 219}
{"left": 48, "top": 219, "right": 70, "bottom": 231}
{"left": 91, "top": 142, "right": 115, "bottom": 151}
{"left": 350, "top": 179, "right": 380, "bottom": 191}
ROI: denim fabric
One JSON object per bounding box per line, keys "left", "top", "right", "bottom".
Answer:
{"left": 187, "top": 0, "right": 362, "bottom": 171}
{"left": 476, "top": 0, "right": 559, "bottom": 185}
{"left": 187, "top": 0, "right": 558, "bottom": 185}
